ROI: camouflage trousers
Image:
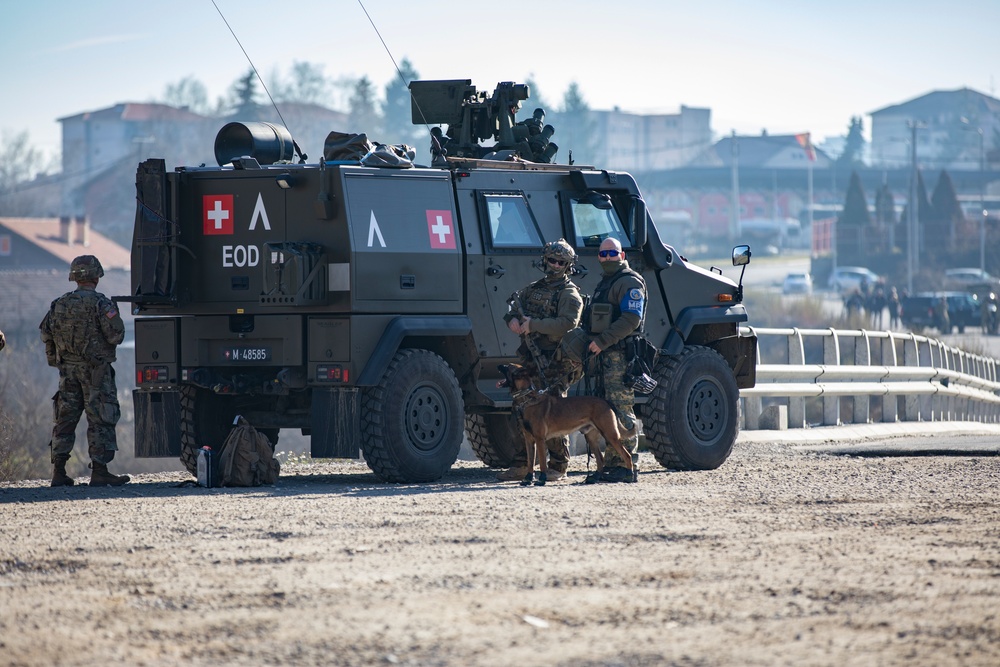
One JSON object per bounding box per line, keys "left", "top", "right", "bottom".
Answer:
{"left": 510, "top": 351, "right": 584, "bottom": 473}
{"left": 593, "top": 348, "right": 638, "bottom": 468}
{"left": 50, "top": 362, "right": 121, "bottom": 465}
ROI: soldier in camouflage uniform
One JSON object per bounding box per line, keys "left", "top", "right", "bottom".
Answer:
{"left": 584, "top": 237, "right": 646, "bottom": 483}
{"left": 39, "top": 255, "right": 130, "bottom": 487}
{"left": 499, "top": 239, "right": 584, "bottom": 481}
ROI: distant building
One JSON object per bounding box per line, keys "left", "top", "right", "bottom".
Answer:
{"left": 869, "top": 88, "right": 1000, "bottom": 170}
{"left": 0, "top": 216, "right": 131, "bottom": 336}
{"left": 659, "top": 132, "right": 832, "bottom": 243}
{"left": 57, "top": 102, "right": 348, "bottom": 246}
{"left": 586, "top": 106, "right": 713, "bottom": 172}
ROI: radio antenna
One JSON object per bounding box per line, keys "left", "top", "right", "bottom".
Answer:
{"left": 357, "top": 0, "right": 431, "bottom": 129}
{"left": 211, "top": 0, "right": 307, "bottom": 162}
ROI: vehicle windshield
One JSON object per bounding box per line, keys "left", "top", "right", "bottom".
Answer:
{"left": 569, "top": 197, "right": 630, "bottom": 248}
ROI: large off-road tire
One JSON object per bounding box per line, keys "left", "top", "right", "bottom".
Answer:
{"left": 465, "top": 412, "right": 522, "bottom": 468}
{"left": 179, "top": 386, "right": 279, "bottom": 475}
{"left": 180, "top": 386, "right": 238, "bottom": 475}
{"left": 644, "top": 345, "right": 740, "bottom": 471}
{"left": 360, "top": 349, "right": 464, "bottom": 483}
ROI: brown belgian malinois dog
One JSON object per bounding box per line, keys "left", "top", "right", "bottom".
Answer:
{"left": 499, "top": 363, "right": 635, "bottom": 486}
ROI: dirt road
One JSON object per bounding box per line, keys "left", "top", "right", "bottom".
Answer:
{"left": 1, "top": 438, "right": 998, "bottom": 666}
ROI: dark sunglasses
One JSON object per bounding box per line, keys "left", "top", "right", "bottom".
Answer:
{"left": 598, "top": 249, "right": 621, "bottom": 258}
{"left": 546, "top": 257, "right": 567, "bottom": 267}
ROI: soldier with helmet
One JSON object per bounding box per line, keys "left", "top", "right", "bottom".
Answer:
{"left": 39, "top": 255, "right": 130, "bottom": 487}
{"left": 499, "top": 238, "right": 584, "bottom": 481}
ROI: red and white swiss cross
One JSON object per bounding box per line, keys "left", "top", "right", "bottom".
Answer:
{"left": 203, "top": 195, "right": 234, "bottom": 235}
{"left": 426, "top": 210, "right": 456, "bottom": 249}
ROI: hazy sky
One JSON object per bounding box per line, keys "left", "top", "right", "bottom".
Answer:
{"left": 2, "top": 0, "right": 998, "bottom": 160}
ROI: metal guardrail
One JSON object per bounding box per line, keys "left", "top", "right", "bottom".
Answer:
{"left": 739, "top": 326, "right": 1000, "bottom": 430}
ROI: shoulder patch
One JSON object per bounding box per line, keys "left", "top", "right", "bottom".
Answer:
{"left": 629, "top": 288, "right": 642, "bottom": 300}
{"left": 106, "top": 310, "right": 118, "bottom": 319}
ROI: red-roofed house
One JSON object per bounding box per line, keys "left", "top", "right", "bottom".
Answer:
{"left": 0, "top": 217, "right": 131, "bottom": 337}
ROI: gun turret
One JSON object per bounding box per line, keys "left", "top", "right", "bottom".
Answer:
{"left": 408, "top": 79, "right": 557, "bottom": 164}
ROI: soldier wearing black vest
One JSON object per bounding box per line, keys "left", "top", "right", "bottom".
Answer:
{"left": 584, "top": 237, "right": 646, "bottom": 483}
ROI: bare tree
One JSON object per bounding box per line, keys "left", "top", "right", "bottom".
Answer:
{"left": 273, "top": 61, "right": 331, "bottom": 105}
{"left": 0, "top": 130, "right": 58, "bottom": 217}
{"left": 161, "top": 76, "right": 212, "bottom": 115}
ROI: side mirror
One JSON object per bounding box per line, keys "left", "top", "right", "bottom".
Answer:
{"left": 631, "top": 197, "right": 647, "bottom": 251}
{"left": 732, "top": 244, "right": 751, "bottom": 267}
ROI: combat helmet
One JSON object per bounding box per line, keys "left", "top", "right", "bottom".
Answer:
{"left": 68, "top": 255, "right": 104, "bottom": 282}
{"left": 542, "top": 238, "right": 576, "bottom": 276}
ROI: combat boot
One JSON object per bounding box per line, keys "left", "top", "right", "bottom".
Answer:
{"left": 51, "top": 459, "right": 75, "bottom": 487}
{"left": 89, "top": 462, "right": 130, "bottom": 487}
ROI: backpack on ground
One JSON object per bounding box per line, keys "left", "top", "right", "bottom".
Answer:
{"left": 218, "top": 415, "right": 280, "bottom": 487}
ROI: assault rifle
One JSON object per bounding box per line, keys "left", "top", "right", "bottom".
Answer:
{"left": 507, "top": 290, "right": 549, "bottom": 387}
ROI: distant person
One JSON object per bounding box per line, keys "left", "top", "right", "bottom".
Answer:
{"left": 932, "top": 296, "right": 951, "bottom": 334}
{"left": 39, "top": 255, "right": 130, "bottom": 487}
{"left": 887, "top": 287, "right": 901, "bottom": 329}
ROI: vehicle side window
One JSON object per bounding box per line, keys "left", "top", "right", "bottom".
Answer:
{"left": 482, "top": 193, "right": 543, "bottom": 249}
{"left": 568, "top": 196, "right": 630, "bottom": 249}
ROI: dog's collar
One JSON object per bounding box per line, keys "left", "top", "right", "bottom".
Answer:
{"left": 510, "top": 386, "right": 536, "bottom": 401}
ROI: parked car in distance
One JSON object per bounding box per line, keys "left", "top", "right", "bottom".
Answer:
{"left": 943, "top": 267, "right": 997, "bottom": 290}
{"left": 899, "top": 291, "right": 981, "bottom": 333}
{"left": 828, "top": 266, "right": 881, "bottom": 294}
{"left": 782, "top": 272, "right": 813, "bottom": 294}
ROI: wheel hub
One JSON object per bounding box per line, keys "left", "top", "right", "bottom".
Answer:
{"left": 687, "top": 378, "right": 728, "bottom": 444}
{"left": 405, "top": 383, "right": 448, "bottom": 451}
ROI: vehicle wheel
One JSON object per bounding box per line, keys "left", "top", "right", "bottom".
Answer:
{"left": 360, "top": 349, "right": 464, "bottom": 483}
{"left": 179, "top": 386, "right": 279, "bottom": 474}
{"left": 180, "top": 385, "right": 238, "bottom": 474}
{"left": 465, "top": 412, "right": 522, "bottom": 468}
{"left": 644, "top": 345, "right": 740, "bottom": 471}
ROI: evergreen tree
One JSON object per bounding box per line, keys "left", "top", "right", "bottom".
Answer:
{"left": 929, "top": 170, "right": 967, "bottom": 252}
{"left": 836, "top": 171, "right": 871, "bottom": 263}
{"left": 523, "top": 75, "right": 551, "bottom": 115}
{"left": 224, "top": 69, "right": 263, "bottom": 119}
{"left": 836, "top": 116, "right": 866, "bottom": 168}
{"left": 381, "top": 58, "right": 422, "bottom": 148}
{"left": 874, "top": 183, "right": 896, "bottom": 225}
{"left": 899, "top": 170, "right": 933, "bottom": 263}
{"left": 555, "top": 82, "right": 597, "bottom": 166}
{"left": 347, "top": 76, "right": 381, "bottom": 138}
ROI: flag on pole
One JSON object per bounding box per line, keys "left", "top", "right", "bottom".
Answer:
{"left": 795, "top": 132, "right": 816, "bottom": 162}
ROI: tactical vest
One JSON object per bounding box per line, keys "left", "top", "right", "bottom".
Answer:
{"left": 585, "top": 268, "right": 646, "bottom": 335}
{"left": 521, "top": 276, "right": 573, "bottom": 320}
{"left": 49, "top": 291, "right": 114, "bottom": 363}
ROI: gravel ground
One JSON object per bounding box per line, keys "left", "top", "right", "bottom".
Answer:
{"left": 1, "top": 437, "right": 998, "bottom": 667}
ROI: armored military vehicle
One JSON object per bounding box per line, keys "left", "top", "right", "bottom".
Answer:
{"left": 122, "top": 79, "right": 756, "bottom": 483}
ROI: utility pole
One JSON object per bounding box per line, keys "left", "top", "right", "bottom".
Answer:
{"left": 977, "top": 127, "right": 986, "bottom": 273}
{"left": 906, "top": 120, "right": 925, "bottom": 294}
{"left": 961, "top": 118, "right": 987, "bottom": 272}
{"left": 730, "top": 131, "right": 741, "bottom": 241}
